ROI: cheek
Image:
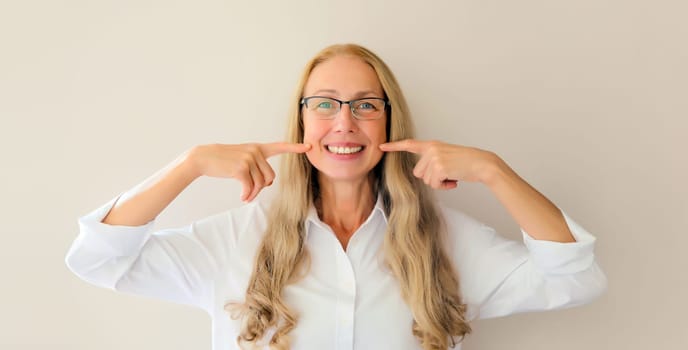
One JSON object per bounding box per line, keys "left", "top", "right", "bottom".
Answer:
{"left": 367, "top": 121, "right": 387, "bottom": 145}
{"left": 302, "top": 120, "right": 326, "bottom": 144}
{"left": 303, "top": 134, "right": 320, "bottom": 162}
{"left": 303, "top": 129, "right": 318, "bottom": 144}
{"left": 302, "top": 122, "right": 324, "bottom": 163}
{"left": 365, "top": 123, "right": 387, "bottom": 162}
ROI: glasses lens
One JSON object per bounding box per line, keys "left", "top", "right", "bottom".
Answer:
{"left": 305, "top": 97, "right": 339, "bottom": 117}
{"left": 352, "top": 99, "right": 386, "bottom": 119}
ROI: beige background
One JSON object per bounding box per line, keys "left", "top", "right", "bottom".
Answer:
{"left": 1, "top": 0, "right": 686, "bottom": 349}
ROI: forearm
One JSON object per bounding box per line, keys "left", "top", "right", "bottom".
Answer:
{"left": 482, "top": 154, "right": 576, "bottom": 243}
{"left": 102, "top": 149, "right": 201, "bottom": 226}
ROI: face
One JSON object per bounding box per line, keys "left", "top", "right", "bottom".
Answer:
{"left": 301, "top": 55, "right": 387, "bottom": 184}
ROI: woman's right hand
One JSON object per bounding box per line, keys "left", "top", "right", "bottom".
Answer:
{"left": 101, "top": 142, "right": 310, "bottom": 226}
{"left": 189, "top": 143, "right": 311, "bottom": 202}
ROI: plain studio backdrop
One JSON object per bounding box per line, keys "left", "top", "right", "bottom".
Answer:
{"left": 1, "top": 0, "right": 686, "bottom": 349}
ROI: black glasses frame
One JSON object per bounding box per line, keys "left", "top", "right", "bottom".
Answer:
{"left": 300, "top": 96, "right": 390, "bottom": 120}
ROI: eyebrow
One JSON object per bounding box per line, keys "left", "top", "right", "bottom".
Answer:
{"left": 309, "top": 89, "right": 382, "bottom": 98}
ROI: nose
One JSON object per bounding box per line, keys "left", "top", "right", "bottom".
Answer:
{"left": 333, "top": 104, "right": 357, "bottom": 133}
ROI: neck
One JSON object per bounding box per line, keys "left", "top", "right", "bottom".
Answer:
{"left": 316, "top": 173, "right": 377, "bottom": 248}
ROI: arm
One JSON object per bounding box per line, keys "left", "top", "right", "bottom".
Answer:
{"left": 441, "top": 206, "right": 606, "bottom": 320}
{"left": 380, "top": 140, "right": 574, "bottom": 243}
{"left": 380, "top": 140, "right": 607, "bottom": 318}
{"left": 102, "top": 142, "right": 311, "bottom": 226}
{"left": 65, "top": 142, "right": 310, "bottom": 310}
{"left": 480, "top": 153, "right": 575, "bottom": 243}
{"left": 102, "top": 149, "right": 198, "bottom": 226}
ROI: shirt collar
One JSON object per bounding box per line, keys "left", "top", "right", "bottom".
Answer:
{"left": 305, "top": 194, "right": 388, "bottom": 239}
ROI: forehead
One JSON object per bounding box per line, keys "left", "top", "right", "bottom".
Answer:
{"left": 303, "top": 55, "right": 384, "bottom": 97}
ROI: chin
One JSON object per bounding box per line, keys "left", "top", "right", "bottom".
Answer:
{"left": 305, "top": 148, "right": 383, "bottom": 183}
{"left": 308, "top": 161, "right": 378, "bottom": 184}
{"left": 318, "top": 170, "right": 371, "bottom": 183}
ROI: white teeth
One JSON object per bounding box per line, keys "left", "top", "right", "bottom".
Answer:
{"left": 327, "top": 145, "right": 363, "bottom": 154}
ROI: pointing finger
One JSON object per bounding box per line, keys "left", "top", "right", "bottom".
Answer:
{"left": 379, "top": 139, "right": 424, "bottom": 154}
{"left": 261, "top": 142, "right": 312, "bottom": 158}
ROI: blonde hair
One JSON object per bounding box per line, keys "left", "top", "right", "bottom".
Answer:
{"left": 226, "top": 44, "right": 471, "bottom": 349}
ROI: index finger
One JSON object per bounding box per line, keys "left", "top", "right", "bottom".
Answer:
{"left": 379, "top": 139, "right": 425, "bottom": 154}
{"left": 260, "top": 142, "right": 312, "bottom": 158}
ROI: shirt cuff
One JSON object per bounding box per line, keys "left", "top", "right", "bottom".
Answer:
{"left": 75, "top": 195, "right": 156, "bottom": 257}
{"left": 521, "top": 210, "right": 597, "bottom": 275}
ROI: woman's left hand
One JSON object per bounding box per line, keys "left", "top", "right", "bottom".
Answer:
{"left": 379, "top": 139, "right": 501, "bottom": 189}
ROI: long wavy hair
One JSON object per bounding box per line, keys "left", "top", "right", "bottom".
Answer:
{"left": 226, "top": 44, "right": 471, "bottom": 349}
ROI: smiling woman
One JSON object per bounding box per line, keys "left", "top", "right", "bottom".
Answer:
{"left": 302, "top": 55, "right": 388, "bottom": 184}
{"left": 65, "top": 43, "right": 607, "bottom": 350}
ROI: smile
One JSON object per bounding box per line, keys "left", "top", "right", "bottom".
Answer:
{"left": 326, "top": 145, "right": 364, "bottom": 154}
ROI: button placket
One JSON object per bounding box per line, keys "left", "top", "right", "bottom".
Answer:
{"left": 335, "top": 241, "right": 356, "bottom": 350}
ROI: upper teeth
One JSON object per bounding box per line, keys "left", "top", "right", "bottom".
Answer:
{"left": 327, "top": 145, "right": 363, "bottom": 154}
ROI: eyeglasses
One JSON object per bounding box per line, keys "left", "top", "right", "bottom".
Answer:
{"left": 300, "top": 96, "right": 389, "bottom": 120}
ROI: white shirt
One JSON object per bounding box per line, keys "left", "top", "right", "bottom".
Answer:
{"left": 65, "top": 195, "right": 607, "bottom": 350}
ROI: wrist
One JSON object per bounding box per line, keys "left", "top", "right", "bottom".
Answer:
{"left": 479, "top": 152, "right": 511, "bottom": 188}
{"left": 179, "top": 146, "right": 205, "bottom": 181}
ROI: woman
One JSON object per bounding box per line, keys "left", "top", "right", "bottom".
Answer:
{"left": 66, "top": 44, "right": 607, "bottom": 350}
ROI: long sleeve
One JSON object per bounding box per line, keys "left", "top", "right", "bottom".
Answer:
{"left": 65, "top": 196, "right": 263, "bottom": 313}
{"left": 443, "top": 206, "right": 607, "bottom": 320}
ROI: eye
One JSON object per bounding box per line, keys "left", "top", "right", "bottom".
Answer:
{"left": 355, "top": 99, "right": 383, "bottom": 112}
{"left": 317, "top": 101, "right": 333, "bottom": 109}
{"left": 358, "top": 102, "right": 377, "bottom": 110}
